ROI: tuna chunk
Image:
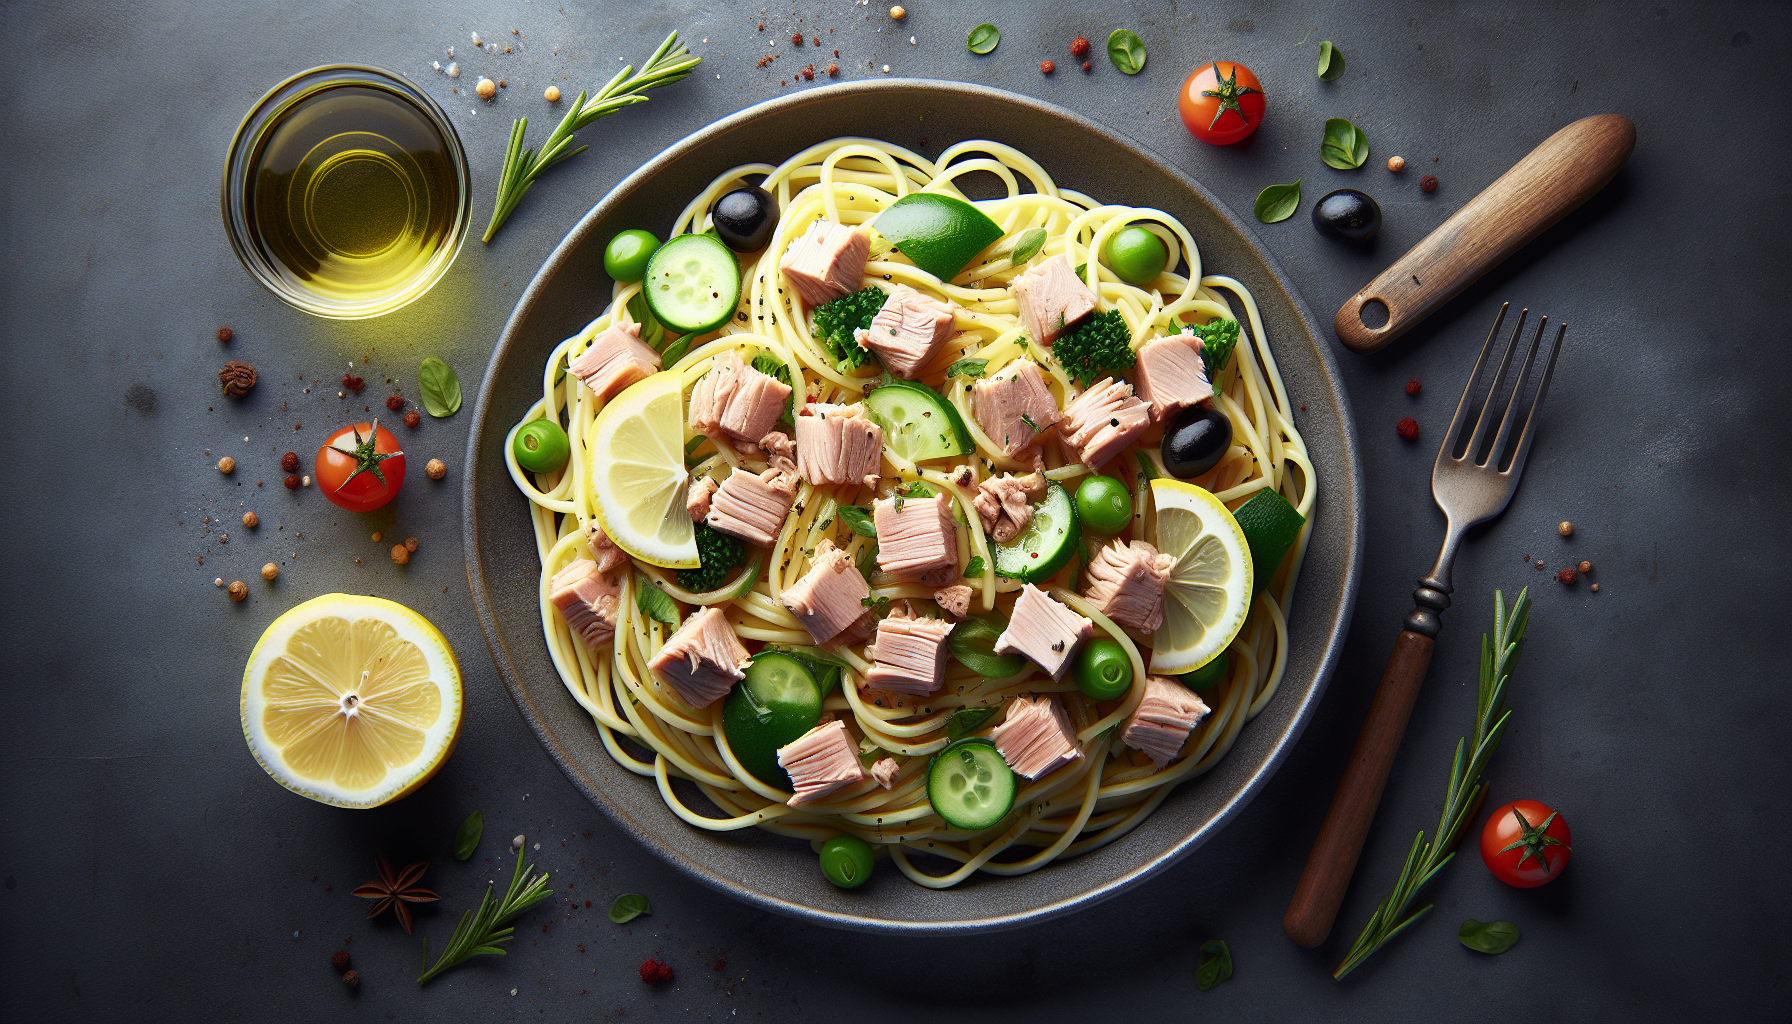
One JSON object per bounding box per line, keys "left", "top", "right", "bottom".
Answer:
{"left": 794, "top": 403, "right": 884, "bottom": 489}
{"left": 1060, "top": 377, "right": 1151, "bottom": 471}
{"left": 1082, "top": 539, "right": 1175, "bottom": 633}
{"left": 585, "top": 525, "right": 631, "bottom": 577}
{"left": 863, "top": 601, "right": 956, "bottom": 695}
{"left": 933, "top": 583, "right": 974, "bottom": 619}
{"left": 780, "top": 220, "right": 872, "bottom": 307}
{"left": 781, "top": 538, "right": 872, "bottom": 644}
{"left": 873, "top": 493, "right": 957, "bottom": 585}
{"left": 758, "top": 430, "right": 797, "bottom": 471}
{"left": 871, "top": 757, "right": 901, "bottom": 789}
{"left": 973, "top": 472, "right": 1045, "bottom": 544}
{"left": 568, "top": 322, "right": 661, "bottom": 402}
{"left": 776, "top": 720, "right": 869, "bottom": 805}
{"left": 686, "top": 476, "right": 718, "bottom": 522}
{"left": 689, "top": 349, "right": 793, "bottom": 444}
{"left": 1133, "top": 330, "right": 1214, "bottom": 422}
{"left": 993, "top": 584, "right": 1092, "bottom": 680}
{"left": 549, "top": 559, "right": 622, "bottom": 651}
{"left": 971, "top": 358, "right": 1061, "bottom": 458}
{"left": 647, "top": 607, "right": 751, "bottom": 710}
{"left": 1120, "top": 676, "right": 1211, "bottom": 770}
{"left": 854, "top": 285, "right": 956, "bottom": 378}
{"left": 1012, "top": 254, "right": 1098, "bottom": 346}
{"left": 990, "top": 694, "right": 1083, "bottom": 779}
{"left": 706, "top": 467, "right": 797, "bottom": 547}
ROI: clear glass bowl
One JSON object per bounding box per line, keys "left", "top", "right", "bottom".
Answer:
{"left": 222, "top": 65, "right": 470, "bottom": 320}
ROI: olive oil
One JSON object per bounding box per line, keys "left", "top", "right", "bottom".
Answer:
{"left": 242, "top": 81, "right": 461, "bottom": 310}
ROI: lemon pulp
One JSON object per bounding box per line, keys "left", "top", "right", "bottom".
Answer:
{"left": 1148, "top": 479, "right": 1254, "bottom": 675}
{"left": 588, "top": 370, "right": 698, "bottom": 568}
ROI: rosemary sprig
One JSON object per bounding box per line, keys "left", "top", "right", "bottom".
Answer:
{"left": 1332, "top": 588, "right": 1530, "bottom": 980}
{"left": 482, "top": 31, "right": 701, "bottom": 242}
{"left": 416, "top": 847, "right": 553, "bottom": 984}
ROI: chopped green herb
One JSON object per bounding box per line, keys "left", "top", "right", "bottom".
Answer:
{"left": 1195, "top": 940, "right": 1234, "bottom": 991}
{"left": 1010, "top": 227, "right": 1047, "bottom": 265}
{"left": 635, "top": 571, "right": 679, "bottom": 625}
{"left": 678, "top": 522, "right": 746, "bottom": 592}
{"left": 839, "top": 505, "right": 877, "bottom": 538}
{"left": 945, "top": 357, "right": 988, "bottom": 379}
{"left": 945, "top": 706, "right": 999, "bottom": 740}
{"left": 963, "top": 555, "right": 986, "bottom": 577}
{"left": 1053, "top": 309, "right": 1135, "bottom": 385}
{"left": 451, "top": 811, "right": 483, "bottom": 861}
{"left": 1192, "top": 318, "right": 1242, "bottom": 381}
{"left": 1458, "top": 919, "right": 1520, "bottom": 954}
{"left": 811, "top": 287, "right": 887, "bottom": 372}
{"left": 418, "top": 357, "right": 462, "bottom": 418}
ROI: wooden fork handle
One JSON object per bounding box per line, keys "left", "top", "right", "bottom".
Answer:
{"left": 1334, "top": 112, "right": 1635, "bottom": 352}
{"left": 1283, "top": 629, "right": 1437, "bottom": 948}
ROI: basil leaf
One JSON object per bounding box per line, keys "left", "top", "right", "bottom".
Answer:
{"left": 608, "top": 893, "right": 652, "bottom": 924}
{"left": 1107, "top": 29, "right": 1147, "bottom": 75}
{"left": 946, "top": 614, "right": 1028, "bottom": 678}
{"left": 626, "top": 292, "right": 667, "bottom": 351}
{"left": 946, "top": 706, "right": 999, "bottom": 741}
{"left": 898, "top": 481, "right": 934, "bottom": 498}
{"left": 763, "top": 644, "right": 845, "bottom": 695}
{"left": 1458, "top": 919, "right": 1520, "bottom": 954}
{"left": 1317, "top": 40, "right": 1345, "bottom": 82}
{"left": 1321, "top": 118, "right": 1370, "bottom": 170}
{"left": 635, "top": 572, "right": 679, "bottom": 625}
{"left": 451, "top": 810, "right": 483, "bottom": 861}
{"left": 967, "top": 23, "right": 1000, "bottom": 55}
{"left": 944, "top": 358, "right": 988, "bottom": 379}
{"left": 660, "top": 332, "right": 695, "bottom": 365}
{"left": 1010, "top": 227, "right": 1047, "bottom": 266}
{"left": 1195, "top": 939, "right": 1233, "bottom": 991}
{"left": 963, "top": 555, "right": 986, "bottom": 577}
{"left": 1254, "top": 179, "right": 1302, "bottom": 224}
{"left": 840, "top": 505, "right": 877, "bottom": 538}
{"left": 418, "top": 357, "right": 462, "bottom": 418}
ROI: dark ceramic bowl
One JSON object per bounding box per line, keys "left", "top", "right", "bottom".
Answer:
{"left": 465, "top": 80, "right": 1362, "bottom": 933}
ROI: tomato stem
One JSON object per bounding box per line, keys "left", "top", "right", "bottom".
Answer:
{"left": 330, "top": 419, "right": 404, "bottom": 491}
{"left": 1199, "top": 61, "right": 1263, "bottom": 131}
{"left": 1493, "top": 807, "right": 1572, "bottom": 873}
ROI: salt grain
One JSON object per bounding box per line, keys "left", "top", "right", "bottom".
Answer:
{"left": 446, "top": 62, "right": 460, "bottom": 78}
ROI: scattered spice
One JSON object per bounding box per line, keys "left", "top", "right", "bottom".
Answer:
{"left": 1558, "top": 521, "right": 1573, "bottom": 536}
{"left": 391, "top": 544, "right": 410, "bottom": 565}
{"left": 1040, "top": 60, "right": 1056, "bottom": 74}
{"left": 331, "top": 950, "right": 351, "bottom": 971}
{"left": 216, "top": 327, "right": 233, "bottom": 343}
{"left": 386, "top": 395, "right": 406, "bottom": 412}
{"left": 1535, "top": 560, "right": 1546, "bottom": 570}
{"left": 218, "top": 456, "right": 236, "bottom": 474}
{"left": 282, "top": 451, "right": 300, "bottom": 472}
{"left": 475, "top": 76, "right": 496, "bottom": 100}
{"left": 218, "top": 533, "right": 229, "bottom": 544}
{"left": 545, "top": 85, "right": 562, "bottom": 102}
{"left": 1556, "top": 567, "right": 1578, "bottom": 586}
{"left": 1082, "top": 61, "right": 1092, "bottom": 72}
{"left": 404, "top": 409, "right": 422, "bottom": 428}
{"left": 405, "top": 536, "right": 420, "bottom": 553}
{"left": 228, "top": 580, "right": 248, "bottom": 601}
{"left": 890, "top": 5, "right": 906, "bottom": 19}
{"left": 827, "top": 62, "right": 840, "bottom": 76}
{"left": 371, "top": 532, "right": 383, "bottom": 543}
{"left": 802, "top": 63, "right": 815, "bottom": 80}
{"left": 260, "top": 562, "right": 279, "bottom": 581}
{"left": 1579, "top": 560, "right": 1592, "bottom": 573}
{"left": 639, "top": 959, "right": 675, "bottom": 985}
{"left": 342, "top": 970, "right": 360, "bottom": 989}
{"left": 1396, "top": 417, "right": 1418, "bottom": 441}
{"left": 426, "top": 458, "right": 447, "bottom": 480}
{"left": 285, "top": 474, "right": 301, "bottom": 490}
{"left": 243, "top": 511, "right": 260, "bottom": 529}
{"left": 351, "top": 856, "right": 438, "bottom": 934}
{"left": 1388, "top": 155, "right": 1406, "bottom": 172}
{"left": 342, "top": 374, "right": 365, "bottom": 393}
{"left": 1421, "top": 174, "right": 1439, "bottom": 193}
{"left": 791, "top": 32, "right": 803, "bottom": 45}
{"left": 1071, "top": 36, "right": 1091, "bottom": 57}
{"left": 219, "top": 361, "right": 258, "bottom": 397}
{"left": 1406, "top": 378, "right": 1422, "bottom": 395}
{"left": 1590, "top": 583, "right": 1600, "bottom": 593}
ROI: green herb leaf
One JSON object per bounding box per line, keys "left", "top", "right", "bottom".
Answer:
{"left": 1053, "top": 309, "right": 1136, "bottom": 385}
{"left": 1010, "top": 227, "right": 1047, "bottom": 266}
{"left": 635, "top": 572, "right": 679, "bottom": 625}
{"left": 679, "top": 522, "right": 747, "bottom": 592}
{"left": 1192, "top": 318, "right": 1242, "bottom": 382}
{"left": 627, "top": 292, "right": 667, "bottom": 351}
{"left": 963, "top": 555, "right": 986, "bottom": 577}
{"left": 418, "top": 358, "right": 462, "bottom": 418}
{"left": 750, "top": 351, "right": 797, "bottom": 427}
{"left": 945, "top": 706, "right": 999, "bottom": 740}
{"left": 946, "top": 614, "right": 1028, "bottom": 678}
{"left": 944, "top": 357, "right": 988, "bottom": 379}
{"left": 452, "top": 810, "right": 483, "bottom": 861}
{"left": 1458, "top": 919, "right": 1520, "bottom": 954}
{"left": 608, "top": 893, "right": 652, "bottom": 924}
{"left": 1195, "top": 939, "right": 1234, "bottom": 991}
{"left": 898, "top": 480, "right": 935, "bottom": 499}
{"left": 840, "top": 505, "right": 877, "bottom": 538}
{"left": 661, "top": 332, "right": 695, "bottom": 366}
{"left": 967, "top": 23, "right": 1000, "bottom": 55}
{"left": 1317, "top": 40, "right": 1346, "bottom": 81}
{"left": 810, "top": 287, "right": 885, "bottom": 372}
{"left": 416, "top": 847, "right": 553, "bottom": 984}
{"left": 1254, "top": 179, "right": 1302, "bottom": 224}
{"left": 1107, "top": 29, "right": 1148, "bottom": 74}
{"left": 1321, "top": 117, "right": 1370, "bottom": 170}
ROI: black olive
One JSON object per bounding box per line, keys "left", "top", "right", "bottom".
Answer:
{"left": 1312, "top": 188, "right": 1382, "bottom": 243}
{"left": 711, "top": 186, "right": 780, "bottom": 253}
{"left": 1162, "top": 404, "right": 1232, "bottom": 479}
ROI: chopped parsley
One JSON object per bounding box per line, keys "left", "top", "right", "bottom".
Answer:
{"left": 944, "top": 357, "right": 989, "bottom": 379}
{"left": 1192, "top": 318, "right": 1242, "bottom": 383}
{"left": 809, "top": 287, "right": 886, "bottom": 372}
{"left": 749, "top": 351, "right": 797, "bottom": 428}
{"left": 678, "top": 522, "right": 746, "bottom": 593}
{"left": 1053, "top": 309, "right": 1135, "bottom": 385}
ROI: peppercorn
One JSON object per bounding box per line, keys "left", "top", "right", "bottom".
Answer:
{"left": 1406, "top": 378, "right": 1422, "bottom": 395}
{"left": 1579, "top": 560, "right": 1592, "bottom": 573}
{"left": 281, "top": 451, "right": 300, "bottom": 472}
{"left": 1590, "top": 583, "right": 1600, "bottom": 593}
{"left": 404, "top": 537, "right": 419, "bottom": 553}
{"left": 1396, "top": 417, "right": 1418, "bottom": 441}
{"left": 1558, "top": 521, "right": 1573, "bottom": 536}
{"left": 342, "top": 374, "right": 365, "bottom": 393}
{"left": 391, "top": 544, "right": 410, "bottom": 565}
{"left": 545, "top": 85, "right": 561, "bottom": 102}
{"left": 216, "top": 327, "right": 233, "bottom": 343}
{"left": 476, "top": 77, "right": 496, "bottom": 100}
{"left": 426, "top": 458, "right": 447, "bottom": 480}
{"left": 243, "top": 511, "right": 260, "bottom": 529}
{"left": 1071, "top": 36, "right": 1091, "bottom": 57}
{"left": 639, "top": 958, "right": 675, "bottom": 985}
{"left": 386, "top": 395, "right": 405, "bottom": 412}
{"left": 372, "top": 532, "right": 382, "bottom": 543}
{"left": 792, "top": 32, "right": 803, "bottom": 45}
{"left": 262, "top": 562, "right": 279, "bottom": 581}
{"left": 1556, "top": 567, "right": 1578, "bottom": 586}
{"left": 342, "top": 970, "right": 360, "bottom": 988}
{"left": 284, "top": 474, "right": 301, "bottom": 490}
{"left": 404, "top": 410, "right": 421, "bottom": 428}
{"left": 1082, "top": 61, "right": 1092, "bottom": 72}
{"left": 1420, "top": 175, "right": 1439, "bottom": 193}
{"left": 1040, "top": 60, "right": 1056, "bottom": 74}
{"left": 219, "top": 361, "right": 258, "bottom": 397}
{"left": 218, "top": 456, "right": 236, "bottom": 474}
{"left": 228, "top": 580, "right": 248, "bottom": 601}
{"left": 1387, "top": 155, "right": 1406, "bottom": 173}
{"left": 331, "top": 950, "right": 351, "bottom": 971}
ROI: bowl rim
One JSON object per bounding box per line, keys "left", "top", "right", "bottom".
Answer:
{"left": 464, "top": 78, "right": 1363, "bottom": 934}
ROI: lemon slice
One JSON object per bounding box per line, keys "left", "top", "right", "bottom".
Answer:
{"left": 588, "top": 370, "right": 698, "bottom": 568}
{"left": 1147, "top": 479, "right": 1254, "bottom": 675}
{"left": 241, "top": 595, "right": 463, "bottom": 808}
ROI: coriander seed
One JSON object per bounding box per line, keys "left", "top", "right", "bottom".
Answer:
{"left": 1387, "top": 155, "right": 1406, "bottom": 172}
{"left": 1558, "top": 521, "right": 1573, "bottom": 536}
{"left": 426, "top": 458, "right": 447, "bottom": 480}
{"left": 890, "top": 5, "right": 906, "bottom": 18}
{"left": 262, "top": 562, "right": 279, "bottom": 581}
{"left": 1579, "top": 560, "right": 1592, "bottom": 573}
{"left": 545, "top": 85, "right": 561, "bottom": 102}
{"left": 228, "top": 580, "right": 248, "bottom": 601}
{"left": 391, "top": 544, "right": 410, "bottom": 565}
{"left": 218, "top": 456, "right": 236, "bottom": 474}
{"left": 243, "top": 511, "right": 260, "bottom": 529}
{"left": 404, "top": 537, "right": 419, "bottom": 553}
{"left": 405, "top": 410, "right": 422, "bottom": 428}
{"left": 476, "top": 77, "right": 497, "bottom": 100}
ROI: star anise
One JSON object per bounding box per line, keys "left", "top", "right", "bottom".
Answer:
{"left": 351, "top": 855, "right": 438, "bottom": 934}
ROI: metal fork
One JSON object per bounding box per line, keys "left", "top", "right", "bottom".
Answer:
{"left": 1283, "top": 303, "right": 1566, "bottom": 948}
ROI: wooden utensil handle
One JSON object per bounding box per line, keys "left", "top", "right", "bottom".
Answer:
{"left": 1334, "top": 113, "right": 1635, "bottom": 352}
{"left": 1283, "top": 629, "right": 1437, "bottom": 948}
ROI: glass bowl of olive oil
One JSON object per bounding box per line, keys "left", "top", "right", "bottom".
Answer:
{"left": 223, "top": 65, "right": 470, "bottom": 319}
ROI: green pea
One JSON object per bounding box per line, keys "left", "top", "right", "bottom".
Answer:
{"left": 1104, "top": 225, "right": 1169, "bottom": 285}
{"left": 511, "top": 419, "right": 570, "bottom": 473}
{"left": 818, "top": 834, "right": 875, "bottom": 889}
{"left": 1182, "top": 651, "right": 1230, "bottom": 691}
{"left": 1074, "top": 475, "right": 1133, "bottom": 535}
{"left": 603, "top": 229, "right": 660, "bottom": 283}
{"left": 1073, "top": 639, "right": 1134, "bottom": 701}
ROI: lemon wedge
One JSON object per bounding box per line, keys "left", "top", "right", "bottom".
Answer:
{"left": 1147, "top": 479, "right": 1254, "bottom": 675}
{"left": 589, "top": 370, "right": 698, "bottom": 568}
{"left": 241, "top": 595, "right": 462, "bottom": 808}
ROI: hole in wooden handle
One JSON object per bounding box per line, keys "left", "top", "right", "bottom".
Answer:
{"left": 1359, "top": 298, "right": 1390, "bottom": 331}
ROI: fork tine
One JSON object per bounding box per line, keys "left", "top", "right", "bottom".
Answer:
{"left": 1461, "top": 306, "right": 1528, "bottom": 462}
{"left": 1485, "top": 314, "right": 1549, "bottom": 467}
{"left": 1439, "top": 303, "right": 1511, "bottom": 461}
{"left": 1501, "top": 321, "right": 1567, "bottom": 478}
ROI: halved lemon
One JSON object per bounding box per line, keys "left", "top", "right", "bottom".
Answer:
{"left": 588, "top": 370, "right": 698, "bottom": 568}
{"left": 241, "top": 595, "right": 462, "bottom": 808}
{"left": 1147, "top": 479, "right": 1254, "bottom": 675}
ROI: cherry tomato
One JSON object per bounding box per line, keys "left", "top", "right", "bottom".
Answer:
{"left": 1178, "top": 61, "right": 1266, "bottom": 146}
{"left": 1479, "top": 799, "right": 1572, "bottom": 888}
{"left": 315, "top": 421, "right": 406, "bottom": 513}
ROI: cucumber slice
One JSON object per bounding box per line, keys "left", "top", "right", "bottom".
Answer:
{"left": 993, "top": 481, "right": 1082, "bottom": 583}
{"left": 927, "top": 738, "right": 1016, "bottom": 831}
{"left": 1232, "top": 488, "right": 1306, "bottom": 593}
{"left": 873, "top": 193, "right": 1004, "bottom": 282}
{"left": 862, "top": 379, "right": 973, "bottom": 462}
{"left": 644, "top": 233, "right": 742, "bottom": 335}
{"left": 721, "top": 652, "right": 822, "bottom": 789}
